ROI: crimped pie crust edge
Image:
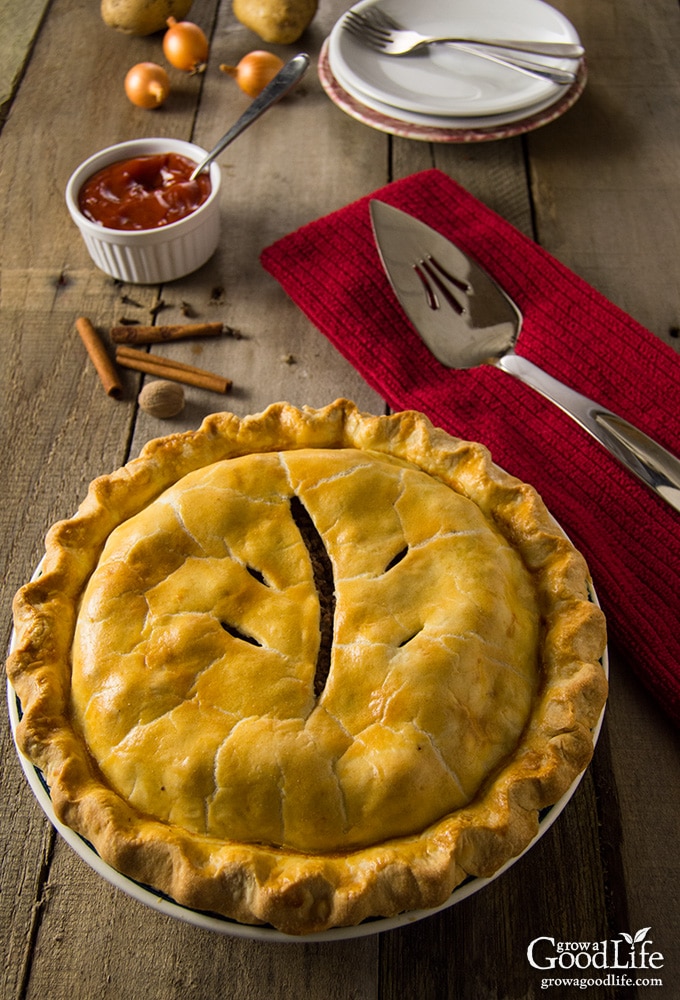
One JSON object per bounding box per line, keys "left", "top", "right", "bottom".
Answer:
{"left": 7, "top": 399, "right": 607, "bottom": 935}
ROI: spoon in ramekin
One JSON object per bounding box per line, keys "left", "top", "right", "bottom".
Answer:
{"left": 190, "top": 53, "right": 310, "bottom": 181}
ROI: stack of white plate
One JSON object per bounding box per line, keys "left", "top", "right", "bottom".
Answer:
{"left": 320, "top": 0, "right": 586, "bottom": 142}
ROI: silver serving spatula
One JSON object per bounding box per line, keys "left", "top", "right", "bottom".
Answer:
{"left": 370, "top": 200, "right": 680, "bottom": 514}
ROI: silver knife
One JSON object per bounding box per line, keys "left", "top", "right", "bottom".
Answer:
{"left": 370, "top": 199, "right": 680, "bottom": 515}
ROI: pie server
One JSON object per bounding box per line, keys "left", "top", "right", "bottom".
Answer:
{"left": 370, "top": 200, "right": 680, "bottom": 515}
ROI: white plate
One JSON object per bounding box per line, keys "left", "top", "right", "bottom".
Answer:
{"left": 7, "top": 569, "right": 606, "bottom": 942}
{"left": 328, "top": 38, "right": 572, "bottom": 130}
{"left": 319, "top": 39, "right": 587, "bottom": 144}
{"left": 329, "top": 0, "right": 582, "bottom": 118}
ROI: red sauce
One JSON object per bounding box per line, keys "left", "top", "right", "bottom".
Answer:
{"left": 78, "top": 153, "right": 211, "bottom": 231}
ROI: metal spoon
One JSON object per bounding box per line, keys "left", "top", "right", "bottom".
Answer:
{"left": 190, "top": 53, "right": 310, "bottom": 181}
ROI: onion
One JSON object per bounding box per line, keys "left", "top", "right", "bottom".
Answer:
{"left": 163, "top": 17, "right": 209, "bottom": 72}
{"left": 219, "top": 51, "right": 284, "bottom": 97}
{"left": 124, "top": 62, "right": 171, "bottom": 108}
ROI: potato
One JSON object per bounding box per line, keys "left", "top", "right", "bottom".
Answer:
{"left": 232, "top": 0, "right": 318, "bottom": 45}
{"left": 101, "top": 0, "right": 194, "bottom": 35}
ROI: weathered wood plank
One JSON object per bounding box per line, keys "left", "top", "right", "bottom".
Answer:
{"left": 602, "top": 650, "right": 680, "bottom": 974}
{"left": 528, "top": 0, "right": 680, "bottom": 983}
{"left": 0, "top": 765, "right": 54, "bottom": 1000}
{"left": 528, "top": 0, "right": 680, "bottom": 348}
{"left": 393, "top": 136, "right": 536, "bottom": 238}
{"left": 0, "top": 0, "right": 215, "bottom": 995}
{"left": 0, "top": 0, "right": 50, "bottom": 123}
{"left": 22, "top": 838, "right": 378, "bottom": 1000}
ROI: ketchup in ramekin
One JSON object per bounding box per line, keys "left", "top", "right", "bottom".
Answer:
{"left": 78, "top": 152, "right": 211, "bottom": 231}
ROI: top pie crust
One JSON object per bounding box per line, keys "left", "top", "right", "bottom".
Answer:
{"left": 7, "top": 400, "right": 607, "bottom": 935}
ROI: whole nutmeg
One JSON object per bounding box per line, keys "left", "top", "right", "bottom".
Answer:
{"left": 138, "top": 380, "right": 185, "bottom": 418}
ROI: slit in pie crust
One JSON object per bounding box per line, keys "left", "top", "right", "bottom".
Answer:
{"left": 7, "top": 400, "right": 607, "bottom": 935}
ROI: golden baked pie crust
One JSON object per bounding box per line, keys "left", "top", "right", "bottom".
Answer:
{"left": 7, "top": 400, "right": 607, "bottom": 935}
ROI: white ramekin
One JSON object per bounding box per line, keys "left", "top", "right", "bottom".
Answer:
{"left": 65, "top": 138, "right": 221, "bottom": 284}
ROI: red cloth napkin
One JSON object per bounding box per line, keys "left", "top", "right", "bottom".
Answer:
{"left": 261, "top": 168, "right": 680, "bottom": 727}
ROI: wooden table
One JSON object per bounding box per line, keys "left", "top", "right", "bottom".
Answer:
{"left": 2, "top": 0, "right": 678, "bottom": 996}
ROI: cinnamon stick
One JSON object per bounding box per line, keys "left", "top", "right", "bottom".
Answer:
{"left": 110, "top": 322, "right": 225, "bottom": 345}
{"left": 115, "top": 345, "right": 231, "bottom": 395}
{"left": 76, "top": 317, "right": 123, "bottom": 399}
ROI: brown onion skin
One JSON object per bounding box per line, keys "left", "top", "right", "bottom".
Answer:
{"left": 219, "top": 51, "right": 284, "bottom": 97}
{"left": 163, "top": 18, "right": 209, "bottom": 72}
{"left": 124, "top": 63, "right": 171, "bottom": 109}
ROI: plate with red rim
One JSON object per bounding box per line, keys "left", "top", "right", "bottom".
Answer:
{"left": 319, "top": 39, "right": 587, "bottom": 144}
{"left": 329, "top": 0, "right": 584, "bottom": 119}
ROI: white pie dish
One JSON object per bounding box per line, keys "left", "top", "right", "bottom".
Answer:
{"left": 6, "top": 568, "right": 607, "bottom": 942}
{"left": 5, "top": 401, "right": 608, "bottom": 937}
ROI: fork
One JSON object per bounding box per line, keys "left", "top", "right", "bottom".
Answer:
{"left": 344, "top": 9, "right": 581, "bottom": 86}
